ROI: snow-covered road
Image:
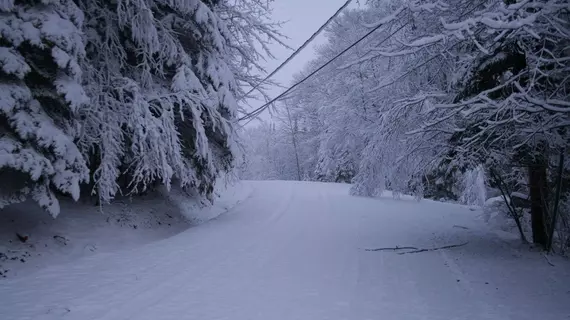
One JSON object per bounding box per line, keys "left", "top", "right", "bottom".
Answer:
{"left": 2, "top": 181, "right": 569, "bottom": 320}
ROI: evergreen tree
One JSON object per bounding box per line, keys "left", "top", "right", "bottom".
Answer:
{"left": 0, "top": 0, "right": 283, "bottom": 216}
{"left": 0, "top": 0, "right": 89, "bottom": 216}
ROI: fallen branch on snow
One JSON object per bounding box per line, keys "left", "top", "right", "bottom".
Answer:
{"left": 365, "top": 242, "right": 468, "bottom": 254}
{"left": 397, "top": 242, "right": 468, "bottom": 254}
{"left": 543, "top": 253, "right": 555, "bottom": 267}
{"left": 365, "top": 246, "right": 419, "bottom": 252}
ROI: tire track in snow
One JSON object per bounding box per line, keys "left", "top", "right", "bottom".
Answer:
{"left": 93, "top": 182, "right": 298, "bottom": 320}
{"left": 315, "top": 187, "right": 360, "bottom": 318}
{"left": 122, "top": 182, "right": 348, "bottom": 320}
{"left": 437, "top": 249, "right": 499, "bottom": 319}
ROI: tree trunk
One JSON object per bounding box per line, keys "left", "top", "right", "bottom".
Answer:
{"left": 528, "top": 163, "right": 549, "bottom": 248}
{"left": 285, "top": 106, "right": 302, "bottom": 181}
{"left": 546, "top": 150, "right": 564, "bottom": 252}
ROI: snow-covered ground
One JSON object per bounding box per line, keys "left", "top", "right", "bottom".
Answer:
{"left": 0, "top": 181, "right": 252, "bottom": 279}
{"left": 1, "top": 181, "right": 569, "bottom": 320}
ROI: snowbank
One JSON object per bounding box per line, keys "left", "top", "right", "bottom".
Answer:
{"left": 0, "top": 181, "right": 252, "bottom": 279}
{"left": 480, "top": 195, "right": 532, "bottom": 242}
{"left": 164, "top": 179, "right": 253, "bottom": 224}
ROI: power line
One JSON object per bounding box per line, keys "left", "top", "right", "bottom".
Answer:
{"left": 240, "top": 0, "right": 354, "bottom": 102}
{"left": 238, "top": 111, "right": 261, "bottom": 127}
{"left": 239, "top": 0, "right": 489, "bottom": 125}
{"left": 239, "top": 15, "right": 409, "bottom": 122}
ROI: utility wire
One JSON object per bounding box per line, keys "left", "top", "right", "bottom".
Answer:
{"left": 240, "top": 0, "right": 489, "bottom": 123}
{"left": 240, "top": 0, "right": 354, "bottom": 102}
{"left": 239, "top": 15, "right": 409, "bottom": 122}
{"left": 370, "top": 1, "right": 489, "bottom": 93}
{"left": 239, "top": 112, "right": 261, "bottom": 128}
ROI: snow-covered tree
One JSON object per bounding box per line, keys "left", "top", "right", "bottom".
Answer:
{"left": 215, "top": 0, "right": 287, "bottom": 108}
{"left": 459, "top": 165, "right": 487, "bottom": 206}
{"left": 78, "top": 0, "right": 246, "bottom": 203}
{"left": 0, "top": 0, "right": 283, "bottom": 216}
{"left": 240, "top": 0, "right": 569, "bottom": 251}
{"left": 239, "top": 120, "right": 301, "bottom": 181}
{"left": 418, "top": 0, "right": 570, "bottom": 248}
{"left": 0, "top": 0, "right": 90, "bottom": 216}
{"left": 285, "top": 0, "right": 569, "bottom": 248}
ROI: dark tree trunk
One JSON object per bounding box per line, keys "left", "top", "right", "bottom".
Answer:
{"left": 528, "top": 163, "right": 549, "bottom": 248}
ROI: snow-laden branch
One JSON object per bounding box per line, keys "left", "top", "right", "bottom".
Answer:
{"left": 0, "top": 0, "right": 284, "bottom": 215}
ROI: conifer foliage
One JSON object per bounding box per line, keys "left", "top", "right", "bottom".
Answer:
{"left": 0, "top": 0, "right": 280, "bottom": 216}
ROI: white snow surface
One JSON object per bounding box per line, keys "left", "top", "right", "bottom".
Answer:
{"left": 0, "top": 181, "right": 252, "bottom": 279}
{"left": 1, "top": 180, "right": 569, "bottom": 320}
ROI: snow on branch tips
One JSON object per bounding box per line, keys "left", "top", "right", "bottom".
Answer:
{"left": 0, "top": 1, "right": 89, "bottom": 216}
{"left": 0, "top": 0, "right": 283, "bottom": 215}
{"left": 236, "top": 0, "right": 570, "bottom": 251}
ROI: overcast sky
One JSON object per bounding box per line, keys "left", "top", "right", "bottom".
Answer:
{"left": 245, "top": 0, "right": 359, "bottom": 124}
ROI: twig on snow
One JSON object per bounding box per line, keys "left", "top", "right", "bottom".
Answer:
{"left": 365, "top": 246, "right": 419, "bottom": 252}
{"left": 46, "top": 307, "right": 70, "bottom": 315}
{"left": 397, "top": 242, "right": 468, "bottom": 255}
{"left": 543, "top": 253, "right": 555, "bottom": 267}
{"left": 366, "top": 242, "right": 469, "bottom": 254}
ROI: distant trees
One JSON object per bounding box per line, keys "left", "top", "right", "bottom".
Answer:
{"left": 240, "top": 0, "right": 570, "bottom": 251}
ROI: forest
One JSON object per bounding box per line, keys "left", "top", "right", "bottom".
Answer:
{"left": 1, "top": 0, "right": 570, "bottom": 318}
{"left": 239, "top": 0, "right": 570, "bottom": 253}
{"left": 0, "top": 0, "right": 568, "bottom": 253}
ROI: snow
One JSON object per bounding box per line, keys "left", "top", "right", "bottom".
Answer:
{"left": 511, "top": 191, "right": 529, "bottom": 200}
{"left": 0, "top": 135, "right": 54, "bottom": 182}
{"left": 404, "top": 34, "right": 446, "bottom": 47}
{"left": 1, "top": 180, "right": 569, "bottom": 320}
{"left": 0, "top": 181, "right": 252, "bottom": 280}
{"left": 54, "top": 75, "right": 90, "bottom": 111}
{"left": 1, "top": 0, "right": 271, "bottom": 215}
{"left": 0, "top": 0, "right": 14, "bottom": 12}
{"left": 0, "top": 83, "right": 31, "bottom": 114}
{"left": 11, "top": 99, "right": 89, "bottom": 205}
{"left": 362, "top": 6, "right": 404, "bottom": 29}
{"left": 459, "top": 165, "right": 487, "bottom": 207}
{"left": 0, "top": 47, "right": 30, "bottom": 79}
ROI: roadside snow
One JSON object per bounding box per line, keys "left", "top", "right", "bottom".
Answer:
{"left": 0, "top": 180, "right": 252, "bottom": 279}
{"left": 168, "top": 179, "right": 254, "bottom": 224}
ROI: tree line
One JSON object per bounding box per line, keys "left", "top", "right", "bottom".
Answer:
{"left": 240, "top": 0, "right": 570, "bottom": 252}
